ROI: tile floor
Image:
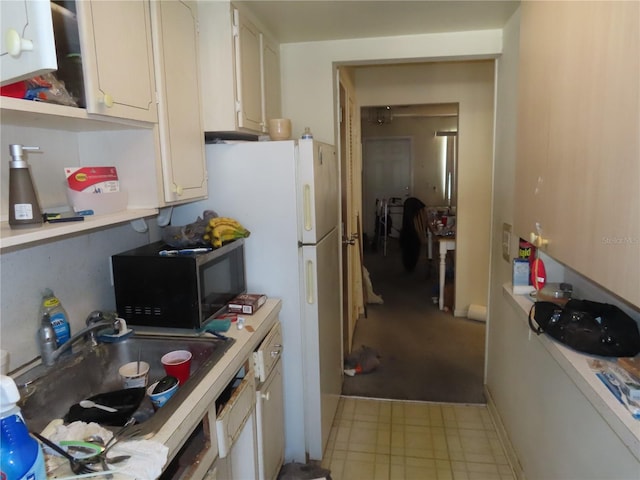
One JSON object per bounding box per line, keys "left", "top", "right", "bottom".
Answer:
{"left": 322, "top": 397, "right": 515, "bottom": 480}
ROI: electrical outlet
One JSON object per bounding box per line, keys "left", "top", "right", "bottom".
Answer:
{"left": 502, "top": 223, "right": 512, "bottom": 262}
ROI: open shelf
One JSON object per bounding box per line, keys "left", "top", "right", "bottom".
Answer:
{"left": 0, "top": 208, "right": 158, "bottom": 250}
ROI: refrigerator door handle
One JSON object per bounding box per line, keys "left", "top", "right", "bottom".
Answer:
{"left": 303, "top": 184, "right": 313, "bottom": 231}
{"left": 306, "top": 259, "right": 315, "bottom": 304}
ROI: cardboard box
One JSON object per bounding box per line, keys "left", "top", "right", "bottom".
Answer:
{"left": 227, "top": 294, "right": 267, "bottom": 314}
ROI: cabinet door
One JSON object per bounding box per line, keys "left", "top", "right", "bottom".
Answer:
{"left": 152, "top": 0, "right": 207, "bottom": 203}
{"left": 515, "top": 2, "right": 640, "bottom": 306}
{"left": 262, "top": 34, "right": 281, "bottom": 128}
{"left": 76, "top": 0, "right": 157, "bottom": 123}
{"left": 234, "top": 9, "right": 263, "bottom": 132}
{"left": 257, "top": 361, "right": 284, "bottom": 480}
{"left": 514, "top": 2, "right": 556, "bottom": 245}
{"left": 0, "top": 0, "right": 57, "bottom": 85}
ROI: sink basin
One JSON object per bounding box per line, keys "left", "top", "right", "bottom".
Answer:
{"left": 14, "top": 333, "right": 234, "bottom": 437}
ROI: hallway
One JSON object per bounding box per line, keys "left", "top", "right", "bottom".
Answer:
{"left": 342, "top": 238, "right": 486, "bottom": 403}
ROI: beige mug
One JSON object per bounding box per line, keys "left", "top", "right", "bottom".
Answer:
{"left": 268, "top": 118, "right": 292, "bottom": 141}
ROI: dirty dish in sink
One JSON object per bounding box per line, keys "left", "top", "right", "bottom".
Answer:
{"left": 65, "top": 388, "right": 145, "bottom": 426}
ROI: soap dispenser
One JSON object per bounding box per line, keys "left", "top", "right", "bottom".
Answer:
{"left": 8, "top": 144, "right": 43, "bottom": 228}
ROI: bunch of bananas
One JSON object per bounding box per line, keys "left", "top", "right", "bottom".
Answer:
{"left": 203, "top": 217, "right": 250, "bottom": 248}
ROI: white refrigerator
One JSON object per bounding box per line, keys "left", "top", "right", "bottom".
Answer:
{"left": 172, "top": 139, "right": 343, "bottom": 462}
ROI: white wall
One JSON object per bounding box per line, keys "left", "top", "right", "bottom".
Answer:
{"left": 280, "top": 29, "right": 503, "bottom": 143}
{"left": 0, "top": 223, "right": 158, "bottom": 369}
{"left": 488, "top": 7, "right": 640, "bottom": 477}
{"left": 280, "top": 31, "right": 502, "bottom": 314}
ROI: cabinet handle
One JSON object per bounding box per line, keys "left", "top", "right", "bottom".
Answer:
{"left": 101, "top": 93, "right": 114, "bottom": 108}
{"left": 5, "top": 29, "right": 34, "bottom": 57}
{"left": 261, "top": 392, "right": 270, "bottom": 401}
{"left": 172, "top": 184, "right": 184, "bottom": 196}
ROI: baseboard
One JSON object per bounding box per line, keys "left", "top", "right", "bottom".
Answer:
{"left": 484, "top": 386, "right": 527, "bottom": 480}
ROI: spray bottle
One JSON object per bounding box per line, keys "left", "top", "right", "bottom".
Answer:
{"left": 8, "top": 145, "right": 43, "bottom": 229}
{"left": 0, "top": 375, "right": 46, "bottom": 479}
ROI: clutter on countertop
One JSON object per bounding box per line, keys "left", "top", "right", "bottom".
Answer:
{"left": 64, "top": 388, "right": 146, "bottom": 426}
{"left": 45, "top": 421, "right": 168, "bottom": 480}
{"left": 227, "top": 293, "right": 267, "bottom": 315}
{"left": 588, "top": 358, "right": 640, "bottom": 420}
{"left": 344, "top": 345, "right": 380, "bottom": 376}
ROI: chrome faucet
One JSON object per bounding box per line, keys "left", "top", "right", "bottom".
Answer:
{"left": 39, "top": 312, "right": 120, "bottom": 367}
{"left": 85, "top": 310, "right": 118, "bottom": 346}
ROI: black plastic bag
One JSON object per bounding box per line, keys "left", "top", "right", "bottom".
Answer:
{"left": 529, "top": 300, "right": 640, "bottom": 357}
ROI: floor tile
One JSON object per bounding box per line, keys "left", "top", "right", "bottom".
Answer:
{"left": 324, "top": 397, "right": 515, "bottom": 480}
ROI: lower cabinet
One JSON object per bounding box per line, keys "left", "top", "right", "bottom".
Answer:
{"left": 159, "top": 405, "right": 219, "bottom": 480}
{"left": 256, "top": 360, "right": 284, "bottom": 480}
{"left": 162, "top": 319, "right": 284, "bottom": 479}
{"left": 215, "top": 360, "right": 258, "bottom": 480}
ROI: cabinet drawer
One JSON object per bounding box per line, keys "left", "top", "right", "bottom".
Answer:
{"left": 253, "top": 322, "right": 282, "bottom": 383}
{"left": 215, "top": 362, "right": 256, "bottom": 458}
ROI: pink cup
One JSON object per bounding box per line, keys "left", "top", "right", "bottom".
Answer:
{"left": 161, "top": 350, "right": 192, "bottom": 385}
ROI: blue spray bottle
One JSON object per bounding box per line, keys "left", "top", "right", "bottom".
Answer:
{"left": 0, "top": 375, "right": 46, "bottom": 479}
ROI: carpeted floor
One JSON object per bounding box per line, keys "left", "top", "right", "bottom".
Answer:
{"left": 341, "top": 237, "right": 486, "bottom": 404}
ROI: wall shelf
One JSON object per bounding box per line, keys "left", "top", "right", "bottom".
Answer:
{"left": 0, "top": 97, "right": 152, "bottom": 132}
{"left": 0, "top": 208, "right": 158, "bottom": 250}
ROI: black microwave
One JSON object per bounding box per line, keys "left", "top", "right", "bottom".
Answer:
{"left": 111, "top": 239, "right": 246, "bottom": 329}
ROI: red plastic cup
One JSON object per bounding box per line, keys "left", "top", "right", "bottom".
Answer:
{"left": 161, "top": 350, "right": 192, "bottom": 385}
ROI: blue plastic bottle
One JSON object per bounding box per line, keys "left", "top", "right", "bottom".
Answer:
{"left": 40, "top": 288, "right": 71, "bottom": 347}
{"left": 0, "top": 375, "right": 46, "bottom": 480}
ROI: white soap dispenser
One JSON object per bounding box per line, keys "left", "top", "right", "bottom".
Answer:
{"left": 8, "top": 144, "right": 43, "bottom": 228}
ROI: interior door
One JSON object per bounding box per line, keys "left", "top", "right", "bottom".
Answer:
{"left": 362, "top": 137, "right": 413, "bottom": 238}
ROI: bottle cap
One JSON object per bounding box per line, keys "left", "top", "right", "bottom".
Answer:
{"left": 0, "top": 375, "right": 20, "bottom": 414}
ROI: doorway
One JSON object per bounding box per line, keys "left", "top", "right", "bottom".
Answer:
{"left": 362, "top": 137, "right": 413, "bottom": 241}
{"left": 339, "top": 61, "right": 495, "bottom": 403}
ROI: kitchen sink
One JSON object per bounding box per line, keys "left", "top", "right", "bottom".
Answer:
{"left": 14, "top": 333, "right": 234, "bottom": 437}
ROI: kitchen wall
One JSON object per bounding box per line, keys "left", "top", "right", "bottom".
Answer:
{"left": 0, "top": 222, "right": 161, "bottom": 370}
{"left": 487, "top": 8, "right": 640, "bottom": 477}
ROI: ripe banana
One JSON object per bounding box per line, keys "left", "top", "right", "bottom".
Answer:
{"left": 204, "top": 217, "right": 250, "bottom": 248}
{"left": 207, "top": 217, "right": 244, "bottom": 230}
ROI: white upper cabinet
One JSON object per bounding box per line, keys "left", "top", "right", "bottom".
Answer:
{"left": 76, "top": 0, "right": 157, "bottom": 123}
{"left": 198, "top": 1, "right": 281, "bottom": 134}
{"left": 515, "top": 1, "right": 640, "bottom": 307}
{"left": 151, "top": 0, "right": 207, "bottom": 203}
{"left": 235, "top": 9, "right": 263, "bottom": 132}
{"left": 0, "top": 0, "right": 57, "bottom": 86}
{"left": 262, "top": 34, "right": 282, "bottom": 128}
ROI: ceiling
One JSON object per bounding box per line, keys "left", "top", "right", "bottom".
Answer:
{"left": 236, "top": 1, "right": 520, "bottom": 44}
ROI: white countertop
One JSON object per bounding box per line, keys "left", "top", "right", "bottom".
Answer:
{"left": 153, "top": 298, "right": 281, "bottom": 454}
{"left": 45, "top": 299, "right": 282, "bottom": 479}
{"left": 503, "top": 284, "right": 640, "bottom": 461}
